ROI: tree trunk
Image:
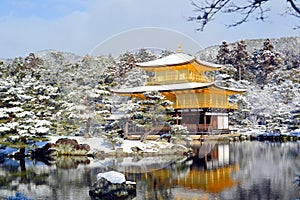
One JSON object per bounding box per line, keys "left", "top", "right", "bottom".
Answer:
{"left": 84, "top": 117, "right": 92, "bottom": 138}
{"left": 123, "top": 120, "right": 129, "bottom": 139}
{"left": 238, "top": 66, "right": 241, "bottom": 80}
{"left": 84, "top": 95, "right": 92, "bottom": 138}
{"left": 139, "top": 128, "right": 155, "bottom": 142}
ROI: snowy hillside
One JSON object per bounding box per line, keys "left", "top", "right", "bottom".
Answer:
{"left": 197, "top": 36, "right": 300, "bottom": 63}
{"left": 36, "top": 49, "right": 82, "bottom": 65}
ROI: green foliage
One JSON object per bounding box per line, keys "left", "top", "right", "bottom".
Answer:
{"left": 126, "top": 91, "right": 174, "bottom": 141}
{"left": 104, "top": 120, "right": 123, "bottom": 150}
{"left": 170, "top": 124, "right": 190, "bottom": 142}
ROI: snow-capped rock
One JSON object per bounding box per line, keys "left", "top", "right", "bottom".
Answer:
{"left": 97, "top": 171, "right": 126, "bottom": 184}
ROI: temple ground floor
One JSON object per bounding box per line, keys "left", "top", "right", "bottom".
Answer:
{"left": 125, "top": 108, "right": 231, "bottom": 136}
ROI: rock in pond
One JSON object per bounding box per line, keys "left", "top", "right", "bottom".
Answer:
{"left": 89, "top": 171, "right": 136, "bottom": 200}
{"left": 54, "top": 138, "right": 90, "bottom": 156}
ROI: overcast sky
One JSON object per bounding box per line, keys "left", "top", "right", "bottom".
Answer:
{"left": 0, "top": 0, "right": 299, "bottom": 58}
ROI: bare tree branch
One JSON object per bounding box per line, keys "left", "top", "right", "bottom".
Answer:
{"left": 225, "top": 0, "right": 269, "bottom": 27}
{"left": 188, "top": 0, "right": 230, "bottom": 31}
{"left": 287, "top": 0, "right": 300, "bottom": 15}
{"left": 189, "top": 0, "right": 300, "bottom": 31}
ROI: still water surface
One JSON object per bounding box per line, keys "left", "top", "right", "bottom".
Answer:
{"left": 1, "top": 141, "right": 300, "bottom": 200}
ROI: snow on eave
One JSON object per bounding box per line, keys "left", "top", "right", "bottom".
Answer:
{"left": 111, "top": 82, "right": 246, "bottom": 95}
{"left": 213, "top": 84, "right": 247, "bottom": 93}
{"left": 195, "top": 59, "right": 223, "bottom": 69}
{"left": 135, "top": 52, "right": 194, "bottom": 67}
{"left": 111, "top": 82, "right": 214, "bottom": 94}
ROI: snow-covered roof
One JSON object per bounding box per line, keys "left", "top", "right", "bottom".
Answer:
{"left": 136, "top": 53, "right": 193, "bottom": 67}
{"left": 111, "top": 82, "right": 246, "bottom": 94}
{"left": 136, "top": 52, "right": 222, "bottom": 69}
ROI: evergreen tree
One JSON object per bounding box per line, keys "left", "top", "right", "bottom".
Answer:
{"left": 159, "top": 49, "right": 174, "bottom": 58}
{"left": 117, "top": 51, "right": 136, "bottom": 79}
{"left": 127, "top": 91, "right": 174, "bottom": 142}
{"left": 169, "top": 124, "right": 190, "bottom": 143}
{"left": 230, "top": 40, "right": 253, "bottom": 80}
{"left": 134, "top": 48, "right": 157, "bottom": 63}
{"left": 290, "top": 102, "right": 300, "bottom": 130}
{"left": 216, "top": 41, "right": 231, "bottom": 65}
{"left": 0, "top": 54, "right": 60, "bottom": 157}
{"left": 215, "top": 40, "right": 253, "bottom": 82}
{"left": 103, "top": 120, "right": 123, "bottom": 150}
{"left": 253, "top": 39, "right": 283, "bottom": 84}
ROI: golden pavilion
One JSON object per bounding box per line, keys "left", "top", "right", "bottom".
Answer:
{"left": 112, "top": 51, "right": 245, "bottom": 134}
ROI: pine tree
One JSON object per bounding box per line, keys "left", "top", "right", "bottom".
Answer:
{"left": 117, "top": 51, "right": 136, "bottom": 79}
{"left": 290, "top": 102, "right": 300, "bottom": 130}
{"left": 103, "top": 120, "right": 123, "bottom": 150}
{"left": 0, "top": 54, "right": 60, "bottom": 157}
{"left": 253, "top": 38, "right": 283, "bottom": 84}
{"left": 134, "top": 48, "right": 157, "bottom": 63}
{"left": 127, "top": 91, "right": 174, "bottom": 142}
{"left": 216, "top": 41, "right": 231, "bottom": 65}
{"left": 52, "top": 55, "right": 116, "bottom": 137}
{"left": 230, "top": 40, "right": 253, "bottom": 80}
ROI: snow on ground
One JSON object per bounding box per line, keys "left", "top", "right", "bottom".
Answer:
{"left": 121, "top": 140, "right": 174, "bottom": 153}
{"left": 47, "top": 136, "right": 179, "bottom": 154}
{"left": 47, "top": 136, "right": 114, "bottom": 153}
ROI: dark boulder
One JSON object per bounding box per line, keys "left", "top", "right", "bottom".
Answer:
{"left": 89, "top": 171, "right": 136, "bottom": 200}
{"left": 54, "top": 138, "right": 90, "bottom": 155}
{"left": 31, "top": 143, "right": 57, "bottom": 157}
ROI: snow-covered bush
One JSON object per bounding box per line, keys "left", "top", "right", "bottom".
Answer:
{"left": 170, "top": 124, "right": 191, "bottom": 142}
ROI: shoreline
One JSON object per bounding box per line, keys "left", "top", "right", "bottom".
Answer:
{"left": 46, "top": 133, "right": 298, "bottom": 158}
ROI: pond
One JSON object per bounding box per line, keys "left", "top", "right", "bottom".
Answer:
{"left": 1, "top": 141, "right": 300, "bottom": 200}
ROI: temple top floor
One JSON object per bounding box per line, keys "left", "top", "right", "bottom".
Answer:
{"left": 135, "top": 52, "right": 223, "bottom": 85}
{"left": 136, "top": 52, "right": 222, "bottom": 71}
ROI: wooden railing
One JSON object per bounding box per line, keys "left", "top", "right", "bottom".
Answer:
{"left": 173, "top": 102, "right": 238, "bottom": 110}
{"left": 145, "top": 75, "right": 212, "bottom": 85}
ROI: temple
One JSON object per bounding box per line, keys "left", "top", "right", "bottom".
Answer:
{"left": 112, "top": 50, "right": 245, "bottom": 135}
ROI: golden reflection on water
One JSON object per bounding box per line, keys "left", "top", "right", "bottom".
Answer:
{"left": 125, "top": 142, "right": 239, "bottom": 199}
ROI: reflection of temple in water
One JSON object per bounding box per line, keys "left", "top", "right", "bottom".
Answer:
{"left": 127, "top": 143, "right": 239, "bottom": 199}
{"left": 183, "top": 143, "right": 239, "bottom": 193}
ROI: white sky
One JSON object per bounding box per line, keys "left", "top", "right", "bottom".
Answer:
{"left": 0, "top": 0, "right": 299, "bottom": 58}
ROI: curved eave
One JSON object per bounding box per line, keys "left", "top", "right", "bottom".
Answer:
{"left": 195, "top": 59, "right": 223, "bottom": 70}
{"left": 111, "top": 82, "right": 214, "bottom": 95}
{"left": 213, "top": 85, "right": 247, "bottom": 95}
{"left": 111, "top": 82, "right": 246, "bottom": 95}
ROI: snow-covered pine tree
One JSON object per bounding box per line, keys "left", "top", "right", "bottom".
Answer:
{"left": 230, "top": 40, "right": 253, "bottom": 81}
{"left": 103, "top": 120, "right": 123, "bottom": 150}
{"left": 159, "top": 49, "right": 174, "bottom": 58}
{"left": 216, "top": 41, "right": 231, "bottom": 65}
{"left": 128, "top": 91, "right": 174, "bottom": 142}
{"left": 290, "top": 102, "right": 300, "bottom": 130}
{"left": 134, "top": 48, "right": 157, "bottom": 63}
{"left": 57, "top": 55, "right": 116, "bottom": 138}
{"left": 169, "top": 124, "right": 190, "bottom": 143}
{"left": 253, "top": 38, "right": 283, "bottom": 84}
{"left": 0, "top": 54, "right": 60, "bottom": 156}
{"left": 284, "top": 50, "right": 300, "bottom": 70}
{"left": 116, "top": 49, "right": 160, "bottom": 89}
{"left": 117, "top": 51, "right": 136, "bottom": 79}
